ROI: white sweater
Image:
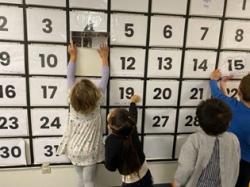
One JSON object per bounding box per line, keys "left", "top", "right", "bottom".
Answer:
{"left": 175, "top": 130, "right": 240, "bottom": 187}
{"left": 57, "top": 104, "right": 104, "bottom": 166}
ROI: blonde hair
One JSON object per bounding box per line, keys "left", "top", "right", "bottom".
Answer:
{"left": 70, "top": 79, "right": 101, "bottom": 114}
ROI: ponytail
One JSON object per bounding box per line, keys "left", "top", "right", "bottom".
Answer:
{"left": 120, "top": 127, "right": 142, "bottom": 175}
{"left": 108, "top": 109, "right": 142, "bottom": 175}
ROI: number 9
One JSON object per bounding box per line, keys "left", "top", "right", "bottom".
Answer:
{"left": 0, "top": 51, "right": 10, "bottom": 66}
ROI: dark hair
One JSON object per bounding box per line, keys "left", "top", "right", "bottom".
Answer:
{"left": 70, "top": 79, "right": 101, "bottom": 114}
{"left": 196, "top": 98, "right": 232, "bottom": 136}
{"left": 107, "top": 109, "right": 141, "bottom": 175}
{"left": 239, "top": 74, "right": 250, "bottom": 102}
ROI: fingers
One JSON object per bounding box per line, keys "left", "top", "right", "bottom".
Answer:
{"left": 99, "top": 42, "right": 108, "bottom": 49}
{"left": 131, "top": 94, "right": 141, "bottom": 103}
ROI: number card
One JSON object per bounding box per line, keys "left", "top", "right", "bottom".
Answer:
{"left": 180, "top": 80, "right": 210, "bottom": 106}
{"left": 226, "top": 0, "right": 250, "bottom": 19}
{"left": 74, "top": 48, "right": 103, "bottom": 77}
{"left": 0, "top": 77, "right": 26, "bottom": 106}
{"left": 28, "top": 44, "right": 67, "bottom": 76}
{"left": 175, "top": 135, "right": 188, "bottom": 159}
{"left": 29, "top": 77, "right": 67, "bottom": 106}
{"left": 0, "top": 6, "right": 24, "bottom": 41}
{"left": 33, "top": 138, "right": 69, "bottom": 164}
{"left": 111, "top": 0, "right": 148, "bottom": 12}
{"left": 183, "top": 50, "right": 217, "bottom": 78}
{"left": 70, "top": 0, "right": 107, "bottom": 10}
{"left": 150, "top": 16, "right": 185, "bottom": 47}
{"left": 147, "top": 49, "right": 182, "bottom": 78}
{"left": 70, "top": 11, "right": 107, "bottom": 32}
{"left": 26, "top": 0, "right": 65, "bottom": 7}
{"left": 186, "top": 18, "right": 221, "bottom": 48}
{"left": 27, "top": 8, "right": 66, "bottom": 42}
{"left": 222, "top": 20, "right": 250, "bottom": 50}
{"left": 178, "top": 108, "right": 199, "bottom": 133}
{"left": 111, "top": 14, "right": 147, "bottom": 46}
{"left": 146, "top": 80, "right": 179, "bottom": 106}
{"left": 109, "top": 79, "right": 143, "bottom": 106}
{"left": 0, "top": 109, "right": 28, "bottom": 137}
{"left": 0, "top": 139, "right": 26, "bottom": 166}
{"left": 0, "top": 43, "right": 25, "bottom": 74}
{"left": 144, "top": 109, "right": 176, "bottom": 133}
{"left": 190, "top": 0, "right": 224, "bottom": 17}
{"left": 31, "top": 108, "right": 68, "bottom": 136}
{"left": 151, "top": 0, "right": 187, "bottom": 15}
{"left": 218, "top": 52, "right": 250, "bottom": 78}
{"left": 110, "top": 48, "right": 145, "bottom": 77}
{"left": 0, "top": 0, "right": 22, "bottom": 3}
{"left": 144, "top": 135, "right": 173, "bottom": 159}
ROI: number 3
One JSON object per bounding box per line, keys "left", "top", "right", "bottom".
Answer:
{"left": 42, "top": 18, "right": 53, "bottom": 33}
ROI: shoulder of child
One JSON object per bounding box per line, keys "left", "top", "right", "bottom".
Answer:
{"left": 222, "top": 132, "right": 240, "bottom": 143}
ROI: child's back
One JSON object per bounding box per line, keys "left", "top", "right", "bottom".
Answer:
{"left": 173, "top": 98, "right": 240, "bottom": 187}
{"left": 58, "top": 42, "right": 109, "bottom": 187}
{"left": 175, "top": 130, "right": 239, "bottom": 187}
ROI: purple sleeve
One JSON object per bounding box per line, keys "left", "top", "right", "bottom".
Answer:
{"left": 98, "top": 66, "right": 109, "bottom": 93}
{"left": 67, "top": 61, "right": 76, "bottom": 89}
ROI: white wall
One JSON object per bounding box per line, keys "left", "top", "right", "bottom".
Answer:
{"left": 0, "top": 162, "right": 177, "bottom": 187}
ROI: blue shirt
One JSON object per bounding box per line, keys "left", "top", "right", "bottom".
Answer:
{"left": 210, "top": 80, "right": 250, "bottom": 163}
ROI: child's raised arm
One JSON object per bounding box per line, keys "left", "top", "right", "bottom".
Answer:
{"left": 67, "top": 42, "right": 77, "bottom": 90}
{"left": 210, "top": 69, "right": 238, "bottom": 108}
{"left": 129, "top": 95, "right": 140, "bottom": 124}
{"left": 98, "top": 42, "right": 110, "bottom": 93}
{"left": 219, "top": 76, "right": 233, "bottom": 96}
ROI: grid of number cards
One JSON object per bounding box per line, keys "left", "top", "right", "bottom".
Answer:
{"left": 0, "top": 0, "right": 249, "bottom": 167}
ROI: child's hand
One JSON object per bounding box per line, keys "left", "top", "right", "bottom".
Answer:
{"left": 171, "top": 181, "right": 177, "bottom": 187}
{"left": 210, "top": 69, "right": 222, "bottom": 80}
{"left": 131, "top": 95, "right": 140, "bottom": 103}
{"left": 68, "top": 42, "right": 77, "bottom": 63}
{"left": 98, "top": 42, "right": 109, "bottom": 66}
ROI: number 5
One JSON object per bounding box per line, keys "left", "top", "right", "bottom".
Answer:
{"left": 124, "top": 23, "right": 134, "bottom": 37}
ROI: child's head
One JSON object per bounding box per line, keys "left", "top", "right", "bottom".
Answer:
{"left": 239, "top": 74, "right": 250, "bottom": 102}
{"left": 70, "top": 79, "right": 101, "bottom": 114}
{"left": 107, "top": 108, "right": 136, "bottom": 137}
{"left": 196, "top": 98, "right": 232, "bottom": 136}
{"left": 107, "top": 108, "right": 141, "bottom": 175}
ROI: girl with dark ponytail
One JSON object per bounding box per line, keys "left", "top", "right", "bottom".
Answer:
{"left": 105, "top": 95, "right": 153, "bottom": 187}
